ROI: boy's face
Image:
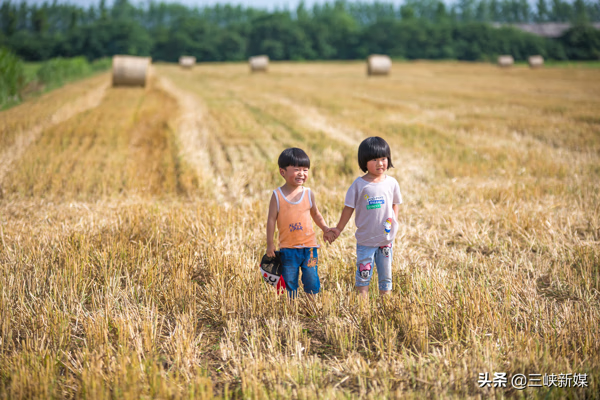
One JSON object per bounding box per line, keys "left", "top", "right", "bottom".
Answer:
{"left": 366, "top": 157, "right": 388, "bottom": 176}
{"left": 280, "top": 165, "right": 309, "bottom": 187}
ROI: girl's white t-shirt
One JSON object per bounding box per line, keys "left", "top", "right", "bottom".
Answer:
{"left": 344, "top": 175, "right": 402, "bottom": 247}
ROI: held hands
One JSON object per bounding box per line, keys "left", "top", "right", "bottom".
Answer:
{"left": 267, "top": 226, "right": 340, "bottom": 256}
{"left": 323, "top": 227, "right": 341, "bottom": 244}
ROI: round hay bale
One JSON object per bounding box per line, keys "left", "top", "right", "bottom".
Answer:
{"left": 367, "top": 54, "right": 391, "bottom": 76}
{"left": 249, "top": 55, "right": 269, "bottom": 72}
{"left": 179, "top": 56, "right": 196, "bottom": 69}
{"left": 112, "top": 55, "right": 151, "bottom": 87}
{"left": 497, "top": 55, "right": 514, "bottom": 67}
{"left": 528, "top": 55, "right": 544, "bottom": 68}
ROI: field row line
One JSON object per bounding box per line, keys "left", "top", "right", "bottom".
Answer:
{"left": 156, "top": 76, "right": 232, "bottom": 204}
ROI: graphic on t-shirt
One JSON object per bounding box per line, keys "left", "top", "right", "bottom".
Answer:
{"left": 359, "top": 262, "right": 371, "bottom": 279}
{"left": 289, "top": 222, "right": 303, "bottom": 232}
{"left": 365, "top": 195, "right": 385, "bottom": 210}
{"left": 383, "top": 218, "right": 392, "bottom": 234}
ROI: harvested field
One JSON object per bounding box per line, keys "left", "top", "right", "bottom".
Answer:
{"left": 0, "top": 61, "right": 599, "bottom": 398}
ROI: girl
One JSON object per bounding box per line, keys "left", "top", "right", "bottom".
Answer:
{"left": 327, "top": 137, "right": 402, "bottom": 297}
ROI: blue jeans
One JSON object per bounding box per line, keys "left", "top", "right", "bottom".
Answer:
{"left": 356, "top": 244, "right": 393, "bottom": 291}
{"left": 280, "top": 247, "right": 320, "bottom": 297}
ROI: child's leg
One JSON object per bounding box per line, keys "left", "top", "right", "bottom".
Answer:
{"left": 300, "top": 247, "right": 320, "bottom": 295}
{"left": 375, "top": 244, "right": 393, "bottom": 295}
{"left": 356, "top": 286, "right": 369, "bottom": 298}
{"left": 280, "top": 248, "right": 301, "bottom": 298}
{"left": 355, "top": 245, "right": 377, "bottom": 298}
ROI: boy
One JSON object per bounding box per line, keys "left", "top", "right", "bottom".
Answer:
{"left": 266, "top": 148, "right": 331, "bottom": 297}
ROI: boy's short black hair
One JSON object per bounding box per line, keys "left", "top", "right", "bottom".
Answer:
{"left": 358, "top": 136, "right": 394, "bottom": 172}
{"left": 278, "top": 148, "right": 310, "bottom": 169}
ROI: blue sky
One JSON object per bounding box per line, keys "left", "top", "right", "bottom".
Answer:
{"left": 18, "top": 0, "right": 409, "bottom": 11}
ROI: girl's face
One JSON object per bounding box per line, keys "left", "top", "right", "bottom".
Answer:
{"left": 366, "top": 157, "right": 388, "bottom": 176}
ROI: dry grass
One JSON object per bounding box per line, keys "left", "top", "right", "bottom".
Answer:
{"left": 0, "top": 74, "right": 109, "bottom": 151}
{"left": 0, "top": 61, "right": 598, "bottom": 399}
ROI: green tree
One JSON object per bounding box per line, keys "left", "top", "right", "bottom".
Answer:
{"left": 154, "top": 16, "right": 218, "bottom": 62}
{"left": 99, "top": 0, "right": 108, "bottom": 21}
{"left": 560, "top": 25, "right": 600, "bottom": 58}
{"left": 489, "top": 0, "right": 502, "bottom": 21}
{"left": 247, "top": 12, "right": 312, "bottom": 60}
{"left": 69, "top": 9, "right": 80, "bottom": 32}
{"left": 476, "top": 0, "right": 491, "bottom": 21}
{"left": 0, "top": 1, "right": 18, "bottom": 36}
{"left": 573, "top": 0, "right": 590, "bottom": 25}
{"left": 400, "top": 4, "right": 416, "bottom": 20}
{"left": 435, "top": 1, "right": 450, "bottom": 22}
{"left": 31, "top": 6, "right": 49, "bottom": 34}
{"left": 518, "top": 0, "right": 531, "bottom": 21}
{"left": 535, "top": 0, "right": 550, "bottom": 21}
{"left": 550, "top": 0, "right": 573, "bottom": 22}
{"left": 458, "top": 0, "right": 477, "bottom": 21}
{"left": 0, "top": 46, "right": 24, "bottom": 106}
{"left": 216, "top": 30, "right": 247, "bottom": 61}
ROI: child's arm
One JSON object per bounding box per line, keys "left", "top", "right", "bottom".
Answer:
{"left": 266, "top": 193, "right": 278, "bottom": 258}
{"left": 393, "top": 204, "right": 399, "bottom": 219}
{"left": 309, "top": 190, "right": 329, "bottom": 233}
{"left": 331, "top": 206, "right": 354, "bottom": 237}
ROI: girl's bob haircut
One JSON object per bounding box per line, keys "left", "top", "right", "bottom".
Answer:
{"left": 358, "top": 136, "right": 394, "bottom": 172}
{"left": 278, "top": 148, "right": 310, "bottom": 169}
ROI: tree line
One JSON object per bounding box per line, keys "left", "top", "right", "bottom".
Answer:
{"left": 1, "top": 0, "right": 599, "bottom": 62}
